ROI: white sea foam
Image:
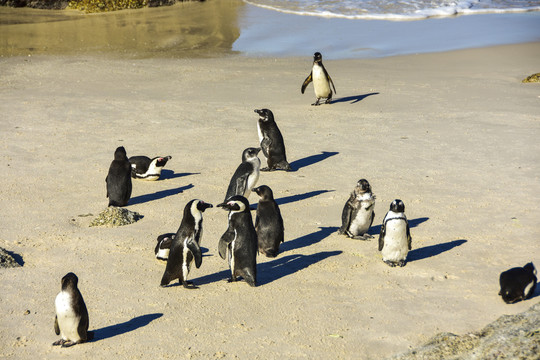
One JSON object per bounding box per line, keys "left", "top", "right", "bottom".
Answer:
{"left": 243, "top": 0, "right": 540, "bottom": 20}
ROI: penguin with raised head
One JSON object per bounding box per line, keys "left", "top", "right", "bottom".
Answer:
{"left": 378, "top": 199, "right": 411, "bottom": 267}
{"left": 217, "top": 195, "right": 257, "bottom": 287}
{"left": 106, "top": 146, "right": 132, "bottom": 207}
{"left": 53, "top": 272, "right": 93, "bottom": 347}
{"left": 338, "top": 179, "right": 376, "bottom": 240}
{"left": 301, "top": 52, "right": 337, "bottom": 106}
{"left": 254, "top": 109, "right": 291, "bottom": 172}
{"left": 224, "top": 147, "right": 261, "bottom": 201}
{"left": 160, "top": 199, "right": 213, "bottom": 288}
{"left": 499, "top": 262, "right": 537, "bottom": 304}
{"left": 253, "top": 185, "right": 284, "bottom": 257}
{"left": 154, "top": 233, "right": 175, "bottom": 261}
{"left": 129, "top": 155, "right": 172, "bottom": 181}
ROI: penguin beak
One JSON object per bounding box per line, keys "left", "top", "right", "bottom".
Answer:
{"left": 198, "top": 202, "right": 213, "bottom": 212}
{"left": 253, "top": 186, "right": 261, "bottom": 195}
{"left": 256, "top": 147, "right": 261, "bottom": 154}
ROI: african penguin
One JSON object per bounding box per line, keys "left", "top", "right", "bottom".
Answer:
{"left": 378, "top": 199, "right": 411, "bottom": 267}
{"left": 129, "top": 155, "right": 172, "bottom": 181}
{"left": 53, "top": 272, "right": 93, "bottom": 347}
{"left": 499, "top": 262, "right": 537, "bottom": 304}
{"left": 254, "top": 109, "right": 291, "bottom": 172}
{"left": 254, "top": 185, "right": 284, "bottom": 257}
{"left": 301, "top": 52, "right": 337, "bottom": 106}
{"left": 106, "top": 146, "right": 132, "bottom": 207}
{"left": 338, "top": 179, "right": 376, "bottom": 240}
{"left": 224, "top": 147, "right": 261, "bottom": 202}
{"left": 160, "top": 199, "right": 213, "bottom": 289}
{"left": 155, "top": 233, "right": 176, "bottom": 261}
{"left": 217, "top": 195, "right": 257, "bottom": 287}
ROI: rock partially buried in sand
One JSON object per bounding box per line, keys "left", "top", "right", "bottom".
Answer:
{"left": 89, "top": 207, "right": 142, "bottom": 227}
{"left": 390, "top": 302, "right": 540, "bottom": 359}
{"left": 0, "top": 247, "right": 22, "bottom": 268}
{"left": 522, "top": 73, "right": 540, "bottom": 83}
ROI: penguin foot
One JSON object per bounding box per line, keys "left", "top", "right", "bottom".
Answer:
{"left": 227, "top": 277, "right": 237, "bottom": 283}
{"left": 398, "top": 260, "right": 407, "bottom": 267}
{"left": 325, "top": 98, "right": 332, "bottom": 104}
{"left": 352, "top": 234, "right": 374, "bottom": 241}
{"left": 52, "top": 339, "right": 65, "bottom": 346}
{"left": 260, "top": 167, "right": 272, "bottom": 172}
{"left": 61, "top": 340, "right": 80, "bottom": 348}
{"left": 384, "top": 260, "right": 397, "bottom": 267}
{"left": 311, "top": 98, "right": 322, "bottom": 106}
{"left": 182, "top": 281, "right": 198, "bottom": 289}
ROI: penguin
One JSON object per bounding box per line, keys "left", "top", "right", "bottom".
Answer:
{"left": 254, "top": 109, "right": 291, "bottom": 172}
{"left": 160, "top": 199, "right": 213, "bottom": 289}
{"left": 301, "top": 52, "right": 337, "bottom": 106}
{"left": 154, "top": 233, "right": 175, "bottom": 261}
{"left": 224, "top": 147, "right": 261, "bottom": 201}
{"left": 338, "top": 179, "right": 376, "bottom": 240}
{"left": 106, "top": 146, "right": 132, "bottom": 207}
{"left": 129, "top": 155, "right": 172, "bottom": 181}
{"left": 499, "top": 262, "right": 537, "bottom": 304}
{"left": 217, "top": 195, "right": 257, "bottom": 287}
{"left": 253, "top": 185, "right": 284, "bottom": 257}
{"left": 378, "top": 199, "right": 411, "bottom": 267}
{"left": 53, "top": 272, "right": 93, "bottom": 347}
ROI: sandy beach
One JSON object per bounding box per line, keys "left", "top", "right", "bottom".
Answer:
{"left": 1, "top": 2, "right": 540, "bottom": 357}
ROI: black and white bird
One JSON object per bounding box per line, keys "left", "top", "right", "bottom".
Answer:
{"left": 224, "top": 147, "right": 261, "bottom": 202}
{"left": 301, "top": 52, "right": 337, "bottom": 105}
{"left": 338, "top": 179, "right": 376, "bottom": 240}
{"left": 378, "top": 199, "right": 411, "bottom": 267}
{"left": 129, "top": 155, "right": 171, "bottom": 181}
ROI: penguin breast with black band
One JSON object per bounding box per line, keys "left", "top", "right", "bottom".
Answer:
{"left": 217, "top": 195, "right": 258, "bottom": 287}
{"left": 301, "top": 52, "right": 337, "bottom": 106}
{"left": 106, "top": 146, "right": 132, "bottom": 207}
{"left": 499, "top": 262, "right": 537, "bottom": 304}
{"left": 160, "top": 199, "right": 213, "bottom": 289}
{"left": 129, "top": 155, "right": 171, "bottom": 181}
{"left": 254, "top": 109, "right": 291, "bottom": 172}
{"left": 338, "top": 179, "right": 376, "bottom": 240}
{"left": 254, "top": 185, "right": 284, "bottom": 257}
{"left": 224, "top": 147, "right": 261, "bottom": 201}
{"left": 378, "top": 199, "right": 412, "bottom": 267}
{"left": 53, "top": 272, "right": 93, "bottom": 347}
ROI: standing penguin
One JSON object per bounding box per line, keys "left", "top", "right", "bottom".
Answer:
{"left": 301, "top": 52, "right": 337, "bottom": 106}
{"left": 129, "top": 155, "right": 172, "bottom": 181}
{"left": 106, "top": 146, "right": 132, "bottom": 207}
{"left": 224, "top": 147, "right": 261, "bottom": 202}
{"left": 499, "top": 262, "right": 537, "bottom": 304}
{"left": 253, "top": 185, "right": 284, "bottom": 257}
{"left": 217, "top": 195, "right": 257, "bottom": 287}
{"left": 53, "top": 272, "right": 93, "bottom": 347}
{"left": 154, "top": 233, "right": 175, "bottom": 261}
{"left": 254, "top": 109, "right": 291, "bottom": 172}
{"left": 378, "top": 199, "right": 412, "bottom": 267}
{"left": 338, "top": 179, "right": 376, "bottom": 240}
{"left": 160, "top": 199, "right": 213, "bottom": 288}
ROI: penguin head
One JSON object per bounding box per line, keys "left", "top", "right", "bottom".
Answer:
{"left": 389, "top": 199, "right": 405, "bottom": 213}
{"left": 355, "top": 179, "right": 372, "bottom": 194}
{"left": 313, "top": 52, "right": 323, "bottom": 63}
{"left": 524, "top": 262, "right": 537, "bottom": 275}
{"left": 154, "top": 156, "right": 172, "bottom": 168}
{"left": 241, "top": 147, "right": 262, "bottom": 162}
{"left": 61, "top": 272, "right": 79, "bottom": 290}
{"left": 114, "top": 146, "right": 128, "bottom": 161}
{"left": 196, "top": 200, "right": 213, "bottom": 212}
{"left": 217, "top": 195, "right": 250, "bottom": 213}
{"left": 254, "top": 109, "right": 274, "bottom": 122}
{"left": 156, "top": 233, "right": 174, "bottom": 249}
{"left": 253, "top": 185, "right": 274, "bottom": 201}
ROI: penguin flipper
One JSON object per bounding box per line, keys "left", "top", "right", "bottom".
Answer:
{"left": 54, "top": 315, "right": 60, "bottom": 335}
{"left": 187, "top": 238, "right": 203, "bottom": 268}
{"left": 218, "top": 229, "right": 235, "bottom": 259}
{"left": 406, "top": 222, "right": 412, "bottom": 250}
{"left": 378, "top": 223, "right": 386, "bottom": 251}
{"left": 301, "top": 72, "right": 313, "bottom": 94}
{"left": 338, "top": 198, "right": 353, "bottom": 235}
{"left": 323, "top": 67, "right": 337, "bottom": 94}
{"left": 260, "top": 137, "right": 271, "bottom": 159}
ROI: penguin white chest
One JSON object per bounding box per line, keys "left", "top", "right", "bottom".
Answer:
{"left": 349, "top": 208, "right": 373, "bottom": 235}
{"left": 257, "top": 122, "right": 264, "bottom": 144}
{"left": 55, "top": 291, "right": 81, "bottom": 341}
{"left": 312, "top": 65, "right": 331, "bottom": 98}
{"left": 381, "top": 220, "right": 409, "bottom": 262}
{"left": 245, "top": 160, "right": 260, "bottom": 199}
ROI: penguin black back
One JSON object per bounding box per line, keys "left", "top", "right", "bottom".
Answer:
{"left": 106, "top": 146, "right": 132, "bottom": 207}
{"left": 254, "top": 185, "right": 284, "bottom": 257}
{"left": 254, "top": 109, "right": 291, "bottom": 171}
{"left": 499, "top": 262, "right": 537, "bottom": 304}
{"left": 224, "top": 147, "right": 261, "bottom": 202}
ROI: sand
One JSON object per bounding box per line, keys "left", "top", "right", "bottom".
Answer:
{"left": 0, "top": 41, "right": 539, "bottom": 359}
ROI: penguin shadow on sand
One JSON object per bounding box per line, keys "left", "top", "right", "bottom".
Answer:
{"left": 159, "top": 170, "right": 200, "bottom": 180}
{"left": 407, "top": 239, "right": 467, "bottom": 263}
{"left": 331, "top": 92, "right": 379, "bottom": 105}
{"left": 289, "top": 151, "right": 339, "bottom": 172}
{"left": 129, "top": 184, "right": 194, "bottom": 206}
{"left": 281, "top": 226, "right": 339, "bottom": 253}
{"left": 250, "top": 190, "right": 334, "bottom": 210}
{"left": 90, "top": 313, "right": 162, "bottom": 342}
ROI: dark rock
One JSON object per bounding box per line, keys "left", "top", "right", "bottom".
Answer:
{"left": 0, "top": 247, "right": 23, "bottom": 268}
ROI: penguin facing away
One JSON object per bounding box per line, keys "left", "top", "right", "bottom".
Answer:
{"left": 160, "top": 199, "right": 213, "bottom": 289}
{"left": 254, "top": 185, "right": 284, "bottom": 257}
{"left": 378, "top": 199, "right": 411, "bottom": 267}
{"left": 217, "top": 196, "right": 258, "bottom": 287}
{"left": 301, "top": 52, "right": 337, "bottom": 106}
{"left": 129, "top": 155, "right": 172, "bottom": 181}
{"left": 53, "top": 272, "right": 93, "bottom": 347}
{"left": 338, "top": 179, "right": 376, "bottom": 240}
{"left": 155, "top": 233, "right": 176, "bottom": 261}
{"left": 499, "top": 262, "right": 537, "bottom": 304}
{"left": 106, "top": 146, "right": 132, "bottom": 207}
{"left": 254, "top": 109, "right": 291, "bottom": 172}
{"left": 224, "top": 147, "right": 261, "bottom": 202}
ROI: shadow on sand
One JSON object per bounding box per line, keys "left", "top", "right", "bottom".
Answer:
{"left": 408, "top": 239, "right": 467, "bottom": 262}
{"left": 160, "top": 170, "right": 200, "bottom": 180}
{"left": 289, "top": 151, "right": 339, "bottom": 172}
{"left": 91, "top": 313, "right": 162, "bottom": 342}
{"left": 331, "top": 92, "right": 379, "bottom": 104}
{"left": 129, "top": 184, "right": 194, "bottom": 206}
{"left": 281, "top": 226, "right": 339, "bottom": 252}
{"left": 251, "top": 190, "right": 334, "bottom": 209}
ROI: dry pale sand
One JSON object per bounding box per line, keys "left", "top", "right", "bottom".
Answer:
{"left": 0, "top": 42, "right": 539, "bottom": 359}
